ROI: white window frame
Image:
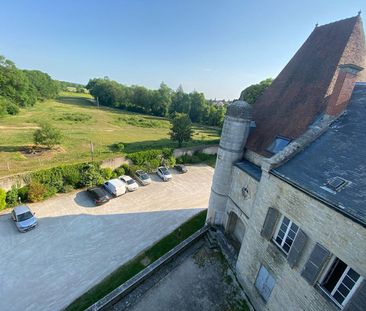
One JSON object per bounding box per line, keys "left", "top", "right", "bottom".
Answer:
{"left": 272, "top": 214, "right": 299, "bottom": 254}
{"left": 319, "top": 256, "right": 364, "bottom": 308}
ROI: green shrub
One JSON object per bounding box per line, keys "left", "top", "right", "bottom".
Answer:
{"left": 18, "top": 186, "right": 29, "bottom": 203}
{"left": 79, "top": 163, "right": 104, "bottom": 187}
{"left": 54, "top": 113, "right": 92, "bottom": 122}
{"left": 127, "top": 149, "right": 173, "bottom": 172}
{"left": 0, "top": 188, "right": 6, "bottom": 210}
{"left": 110, "top": 142, "right": 125, "bottom": 153}
{"left": 62, "top": 165, "right": 82, "bottom": 187}
{"left": 61, "top": 184, "right": 74, "bottom": 193}
{"left": 28, "top": 181, "right": 47, "bottom": 202}
{"left": 113, "top": 166, "right": 125, "bottom": 177}
{"left": 6, "top": 186, "right": 19, "bottom": 207}
{"left": 101, "top": 168, "right": 114, "bottom": 180}
{"left": 116, "top": 115, "right": 170, "bottom": 129}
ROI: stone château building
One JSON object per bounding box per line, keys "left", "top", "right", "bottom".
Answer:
{"left": 207, "top": 15, "right": 366, "bottom": 311}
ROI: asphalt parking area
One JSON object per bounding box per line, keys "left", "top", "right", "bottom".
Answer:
{"left": 0, "top": 165, "right": 213, "bottom": 311}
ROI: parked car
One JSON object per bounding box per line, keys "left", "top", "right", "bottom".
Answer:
{"left": 11, "top": 205, "right": 38, "bottom": 233}
{"left": 104, "top": 179, "right": 126, "bottom": 197}
{"left": 157, "top": 166, "right": 172, "bottom": 181}
{"left": 134, "top": 170, "right": 152, "bottom": 186}
{"left": 87, "top": 186, "right": 110, "bottom": 205}
{"left": 119, "top": 175, "right": 139, "bottom": 191}
{"left": 174, "top": 164, "right": 188, "bottom": 174}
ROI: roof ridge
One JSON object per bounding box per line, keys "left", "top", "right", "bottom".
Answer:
{"left": 316, "top": 15, "right": 359, "bottom": 29}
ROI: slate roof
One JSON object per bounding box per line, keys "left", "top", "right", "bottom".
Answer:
{"left": 235, "top": 160, "right": 262, "bottom": 181}
{"left": 246, "top": 15, "right": 366, "bottom": 156}
{"left": 272, "top": 83, "right": 366, "bottom": 227}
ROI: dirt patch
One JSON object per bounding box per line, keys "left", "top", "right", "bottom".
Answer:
{"left": 0, "top": 126, "right": 40, "bottom": 130}
{"left": 20, "top": 146, "right": 66, "bottom": 158}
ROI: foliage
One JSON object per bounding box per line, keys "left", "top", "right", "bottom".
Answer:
{"left": 65, "top": 210, "right": 207, "bottom": 311}
{"left": 101, "top": 167, "right": 117, "bottom": 180}
{"left": 170, "top": 113, "right": 193, "bottom": 147}
{"left": 176, "top": 152, "right": 217, "bottom": 168}
{"left": 86, "top": 78, "right": 226, "bottom": 127}
{"left": 239, "top": 78, "right": 273, "bottom": 105}
{"left": 33, "top": 122, "right": 63, "bottom": 148}
{"left": 54, "top": 113, "right": 91, "bottom": 123}
{"left": 113, "top": 166, "right": 125, "bottom": 177}
{"left": 0, "top": 55, "right": 59, "bottom": 116}
{"left": 0, "top": 188, "right": 6, "bottom": 210}
{"left": 6, "top": 186, "right": 19, "bottom": 207}
{"left": 110, "top": 142, "right": 125, "bottom": 153}
{"left": 116, "top": 115, "right": 170, "bottom": 129}
{"left": 79, "top": 163, "right": 104, "bottom": 187}
{"left": 127, "top": 148, "right": 174, "bottom": 172}
{"left": 28, "top": 181, "right": 48, "bottom": 202}
{"left": 17, "top": 186, "right": 29, "bottom": 203}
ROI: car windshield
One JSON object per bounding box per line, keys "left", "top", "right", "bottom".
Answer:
{"left": 161, "top": 168, "right": 169, "bottom": 175}
{"left": 17, "top": 211, "right": 33, "bottom": 222}
{"left": 127, "top": 179, "right": 135, "bottom": 185}
{"left": 141, "top": 173, "right": 149, "bottom": 180}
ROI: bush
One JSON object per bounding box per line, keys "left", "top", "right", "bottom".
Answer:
{"left": 33, "top": 122, "right": 63, "bottom": 148}
{"left": 101, "top": 167, "right": 116, "bottom": 180}
{"left": 0, "top": 188, "right": 6, "bottom": 210}
{"left": 28, "top": 181, "right": 47, "bottom": 202}
{"left": 61, "top": 184, "right": 74, "bottom": 193}
{"left": 54, "top": 113, "right": 91, "bottom": 122}
{"left": 79, "top": 163, "right": 104, "bottom": 187}
{"left": 6, "top": 186, "right": 19, "bottom": 207}
{"left": 110, "top": 142, "right": 125, "bottom": 153}
{"left": 18, "top": 186, "right": 29, "bottom": 203}
{"left": 62, "top": 165, "right": 82, "bottom": 188}
{"left": 113, "top": 166, "right": 125, "bottom": 177}
{"left": 127, "top": 149, "right": 174, "bottom": 172}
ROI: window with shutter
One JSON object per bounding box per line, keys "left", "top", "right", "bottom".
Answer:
{"left": 287, "top": 229, "right": 308, "bottom": 268}
{"left": 320, "top": 257, "right": 364, "bottom": 308}
{"left": 261, "top": 207, "right": 279, "bottom": 240}
{"left": 255, "top": 265, "right": 276, "bottom": 302}
{"left": 273, "top": 215, "right": 299, "bottom": 254}
{"left": 301, "top": 243, "right": 330, "bottom": 285}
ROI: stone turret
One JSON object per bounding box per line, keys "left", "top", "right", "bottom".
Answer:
{"left": 207, "top": 100, "right": 252, "bottom": 225}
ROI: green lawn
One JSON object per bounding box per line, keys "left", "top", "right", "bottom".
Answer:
{"left": 0, "top": 93, "right": 219, "bottom": 177}
{"left": 65, "top": 210, "right": 207, "bottom": 311}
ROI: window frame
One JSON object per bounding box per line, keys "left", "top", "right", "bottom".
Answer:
{"left": 272, "top": 214, "right": 299, "bottom": 255}
{"left": 318, "top": 256, "right": 364, "bottom": 308}
{"left": 266, "top": 135, "right": 291, "bottom": 154}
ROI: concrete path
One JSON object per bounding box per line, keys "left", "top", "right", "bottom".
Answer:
{"left": 0, "top": 165, "right": 213, "bottom": 311}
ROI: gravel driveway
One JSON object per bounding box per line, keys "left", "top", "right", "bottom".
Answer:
{"left": 0, "top": 165, "right": 213, "bottom": 311}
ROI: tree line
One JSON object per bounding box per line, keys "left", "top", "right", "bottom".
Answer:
{"left": 0, "top": 55, "right": 59, "bottom": 116}
{"left": 86, "top": 78, "right": 226, "bottom": 127}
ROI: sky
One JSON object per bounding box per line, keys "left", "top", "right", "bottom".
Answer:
{"left": 0, "top": 0, "right": 365, "bottom": 99}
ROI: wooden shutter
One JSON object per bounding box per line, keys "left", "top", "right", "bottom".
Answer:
{"left": 343, "top": 280, "right": 366, "bottom": 311}
{"left": 287, "top": 229, "right": 308, "bottom": 268}
{"left": 301, "top": 243, "right": 330, "bottom": 285}
{"left": 255, "top": 265, "right": 276, "bottom": 302}
{"left": 261, "top": 207, "right": 279, "bottom": 240}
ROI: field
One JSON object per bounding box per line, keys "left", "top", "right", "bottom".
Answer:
{"left": 0, "top": 92, "right": 220, "bottom": 177}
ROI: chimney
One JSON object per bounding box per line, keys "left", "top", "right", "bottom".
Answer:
{"left": 326, "top": 64, "right": 363, "bottom": 116}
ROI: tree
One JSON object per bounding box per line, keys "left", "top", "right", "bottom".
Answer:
{"left": 239, "top": 78, "right": 273, "bottom": 104}
{"left": 170, "top": 113, "right": 193, "bottom": 147}
{"left": 169, "top": 86, "right": 191, "bottom": 115}
{"left": 189, "top": 91, "right": 207, "bottom": 123}
{"left": 33, "top": 122, "right": 62, "bottom": 148}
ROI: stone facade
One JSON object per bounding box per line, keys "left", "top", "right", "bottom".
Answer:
{"left": 230, "top": 170, "right": 366, "bottom": 311}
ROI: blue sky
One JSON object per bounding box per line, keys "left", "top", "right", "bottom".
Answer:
{"left": 0, "top": 0, "right": 365, "bottom": 99}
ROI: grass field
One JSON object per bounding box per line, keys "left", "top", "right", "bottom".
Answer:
{"left": 0, "top": 92, "right": 219, "bottom": 177}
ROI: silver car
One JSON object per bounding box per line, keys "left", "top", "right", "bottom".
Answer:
{"left": 11, "top": 205, "right": 38, "bottom": 232}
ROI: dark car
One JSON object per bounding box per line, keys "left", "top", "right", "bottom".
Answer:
{"left": 87, "top": 187, "right": 110, "bottom": 205}
{"left": 175, "top": 164, "right": 188, "bottom": 173}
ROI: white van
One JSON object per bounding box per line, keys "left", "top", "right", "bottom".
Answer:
{"left": 103, "top": 179, "right": 126, "bottom": 197}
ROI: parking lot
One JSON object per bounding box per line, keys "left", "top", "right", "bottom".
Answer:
{"left": 0, "top": 165, "right": 214, "bottom": 311}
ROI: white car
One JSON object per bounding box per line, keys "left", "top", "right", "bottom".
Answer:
{"left": 104, "top": 179, "right": 127, "bottom": 196}
{"left": 119, "top": 175, "right": 139, "bottom": 191}
{"left": 157, "top": 166, "right": 172, "bottom": 182}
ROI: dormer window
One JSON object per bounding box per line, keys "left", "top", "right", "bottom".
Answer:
{"left": 267, "top": 136, "right": 291, "bottom": 154}
{"left": 325, "top": 177, "right": 350, "bottom": 192}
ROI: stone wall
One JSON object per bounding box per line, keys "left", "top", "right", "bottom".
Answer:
{"left": 172, "top": 145, "right": 218, "bottom": 158}
{"left": 227, "top": 170, "right": 366, "bottom": 311}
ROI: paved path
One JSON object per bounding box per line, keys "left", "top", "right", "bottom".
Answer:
{"left": 0, "top": 165, "right": 213, "bottom": 311}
